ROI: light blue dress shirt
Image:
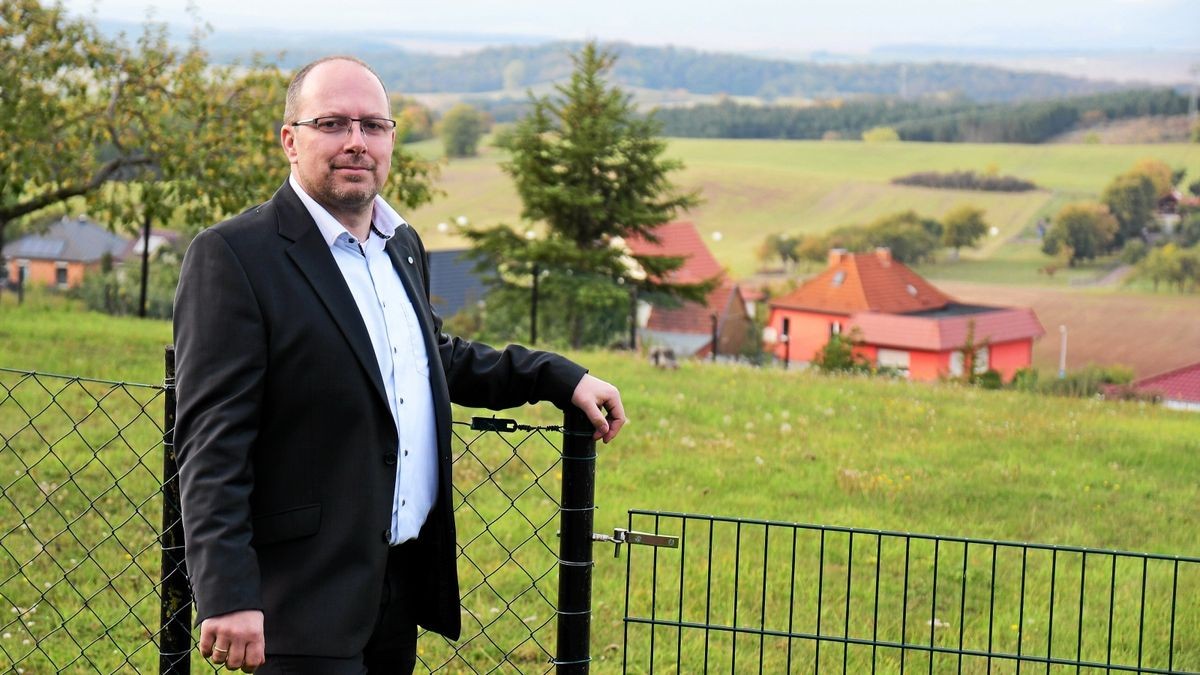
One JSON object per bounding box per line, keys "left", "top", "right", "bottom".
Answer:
{"left": 290, "top": 175, "right": 438, "bottom": 545}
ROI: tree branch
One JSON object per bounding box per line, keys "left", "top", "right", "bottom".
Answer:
{"left": 0, "top": 155, "right": 153, "bottom": 223}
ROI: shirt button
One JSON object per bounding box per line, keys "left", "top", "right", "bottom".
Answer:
{"left": 399, "top": 398, "right": 404, "bottom": 405}
{"left": 393, "top": 347, "right": 398, "bottom": 353}
{"left": 401, "top": 499, "right": 406, "bottom": 506}
{"left": 403, "top": 449, "right": 409, "bottom": 457}
{"left": 407, "top": 256, "right": 414, "bottom": 264}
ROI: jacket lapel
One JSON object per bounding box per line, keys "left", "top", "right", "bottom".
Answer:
{"left": 272, "top": 182, "right": 390, "bottom": 410}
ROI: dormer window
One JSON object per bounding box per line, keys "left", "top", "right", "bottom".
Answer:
{"left": 832, "top": 271, "right": 846, "bottom": 287}
{"left": 906, "top": 284, "right": 917, "bottom": 296}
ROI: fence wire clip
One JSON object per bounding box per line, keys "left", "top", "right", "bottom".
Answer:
{"left": 470, "top": 416, "right": 518, "bottom": 433}
{"left": 593, "top": 528, "right": 680, "bottom": 558}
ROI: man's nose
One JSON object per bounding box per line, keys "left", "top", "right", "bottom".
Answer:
{"left": 342, "top": 121, "right": 369, "bottom": 150}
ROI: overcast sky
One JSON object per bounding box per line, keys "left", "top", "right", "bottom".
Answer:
{"left": 61, "top": 0, "right": 1200, "bottom": 54}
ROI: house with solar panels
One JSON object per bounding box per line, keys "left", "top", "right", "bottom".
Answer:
{"left": 3, "top": 216, "right": 130, "bottom": 290}
{"left": 766, "top": 248, "right": 1044, "bottom": 381}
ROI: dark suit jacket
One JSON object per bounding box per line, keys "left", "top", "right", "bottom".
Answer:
{"left": 173, "top": 181, "right": 585, "bottom": 657}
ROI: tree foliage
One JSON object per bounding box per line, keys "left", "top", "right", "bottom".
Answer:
{"left": 861, "top": 126, "right": 899, "bottom": 143}
{"left": 790, "top": 210, "right": 943, "bottom": 265}
{"left": 1042, "top": 202, "right": 1118, "bottom": 266}
{"left": 941, "top": 205, "right": 989, "bottom": 255}
{"left": 654, "top": 88, "right": 1187, "bottom": 143}
{"left": 439, "top": 103, "right": 487, "bottom": 158}
{"left": 467, "top": 42, "right": 703, "bottom": 348}
{"left": 811, "top": 330, "right": 872, "bottom": 374}
{"left": 2, "top": 1, "right": 437, "bottom": 313}
{"left": 1101, "top": 171, "right": 1157, "bottom": 247}
{"left": 1134, "top": 243, "right": 1200, "bottom": 293}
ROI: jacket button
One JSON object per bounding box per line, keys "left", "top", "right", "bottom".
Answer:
{"left": 384, "top": 452, "right": 397, "bottom": 466}
{"left": 381, "top": 529, "right": 391, "bottom": 543}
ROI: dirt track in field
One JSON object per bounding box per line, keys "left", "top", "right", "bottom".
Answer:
{"left": 937, "top": 281, "right": 1200, "bottom": 379}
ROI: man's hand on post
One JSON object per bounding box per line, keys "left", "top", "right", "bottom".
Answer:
{"left": 199, "top": 609, "right": 265, "bottom": 672}
{"left": 570, "top": 374, "right": 626, "bottom": 443}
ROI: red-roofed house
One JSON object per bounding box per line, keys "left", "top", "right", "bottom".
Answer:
{"left": 1124, "top": 362, "right": 1200, "bottom": 412}
{"left": 766, "top": 249, "right": 1044, "bottom": 381}
{"left": 623, "top": 221, "right": 752, "bottom": 358}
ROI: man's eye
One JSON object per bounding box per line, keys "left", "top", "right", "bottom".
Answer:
{"left": 317, "top": 118, "right": 348, "bottom": 131}
{"left": 362, "top": 120, "right": 386, "bottom": 133}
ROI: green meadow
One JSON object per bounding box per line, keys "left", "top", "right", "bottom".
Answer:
{"left": 406, "top": 137, "right": 1200, "bottom": 279}
{"left": 2, "top": 302, "right": 1197, "bottom": 672}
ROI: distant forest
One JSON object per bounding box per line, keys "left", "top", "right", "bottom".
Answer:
{"left": 239, "top": 41, "right": 1122, "bottom": 104}
{"left": 655, "top": 89, "right": 1190, "bottom": 143}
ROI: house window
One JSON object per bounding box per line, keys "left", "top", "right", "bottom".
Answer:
{"left": 55, "top": 262, "right": 69, "bottom": 289}
{"left": 17, "top": 260, "right": 29, "bottom": 283}
{"left": 877, "top": 348, "right": 910, "bottom": 376}
{"left": 830, "top": 321, "right": 842, "bottom": 337}
{"left": 831, "top": 271, "right": 846, "bottom": 287}
{"left": 950, "top": 346, "right": 990, "bottom": 376}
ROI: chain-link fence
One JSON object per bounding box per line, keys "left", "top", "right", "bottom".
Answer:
{"left": 0, "top": 355, "right": 597, "bottom": 674}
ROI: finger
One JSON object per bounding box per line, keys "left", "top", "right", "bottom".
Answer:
{"left": 583, "top": 400, "right": 610, "bottom": 439}
{"left": 224, "top": 639, "right": 246, "bottom": 671}
{"left": 601, "top": 396, "right": 626, "bottom": 443}
{"left": 198, "top": 622, "right": 215, "bottom": 659}
{"left": 244, "top": 638, "right": 267, "bottom": 672}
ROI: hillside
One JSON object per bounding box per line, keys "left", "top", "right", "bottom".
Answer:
{"left": 1, "top": 303, "right": 1197, "bottom": 671}
{"left": 205, "top": 40, "right": 1125, "bottom": 105}
{"left": 405, "top": 137, "right": 1200, "bottom": 276}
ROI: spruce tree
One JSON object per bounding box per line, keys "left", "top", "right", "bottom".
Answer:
{"left": 467, "top": 42, "right": 705, "bottom": 348}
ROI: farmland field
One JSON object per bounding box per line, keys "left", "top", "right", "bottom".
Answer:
{"left": 938, "top": 280, "right": 1200, "bottom": 378}
{"left": 1, "top": 304, "right": 1198, "bottom": 672}
{"left": 405, "top": 137, "right": 1200, "bottom": 277}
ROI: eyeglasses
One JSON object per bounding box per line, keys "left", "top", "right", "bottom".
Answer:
{"left": 290, "top": 116, "right": 397, "bottom": 137}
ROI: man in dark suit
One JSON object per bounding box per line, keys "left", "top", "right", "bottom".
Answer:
{"left": 173, "top": 55, "right": 625, "bottom": 674}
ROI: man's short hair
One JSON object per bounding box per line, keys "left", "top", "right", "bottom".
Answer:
{"left": 283, "top": 56, "right": 389, "bottom": 126}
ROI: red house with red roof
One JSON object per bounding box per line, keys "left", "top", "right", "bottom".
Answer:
{"left": 1123, "top": 362, "right": 1200, "bottom": 412}
{"left": 623, "top": 221, "right": 752, "bottom": 358}
{"left": 766, "top": 249, "right": 1044, "bottom": 381}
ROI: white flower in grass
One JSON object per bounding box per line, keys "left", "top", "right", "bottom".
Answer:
{"left": 755, "top": 456, "right": 764, "bottom": 466}
{"left": 3, "top": 632, "right": 11, "bottom": 639}
{"left": 927, "top": 617, "right": 950, "bottom": 629}
{"left": 779, "top": 423, "right": 793, "bottom": 433}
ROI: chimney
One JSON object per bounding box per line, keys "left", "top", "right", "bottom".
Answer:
{"left": 827, "top": 248, "right": 848, "bottom": 267}
{"left": 874, "top": 247, "right": 892, "bottom": 266}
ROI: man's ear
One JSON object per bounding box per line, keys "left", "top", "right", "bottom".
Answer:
{"left": 281, "top": 124, "right": 298, "bottom": 163}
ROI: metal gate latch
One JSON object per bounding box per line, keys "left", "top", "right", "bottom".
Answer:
{"left": 593, "top": 528, "right": 679, "bottom": 558}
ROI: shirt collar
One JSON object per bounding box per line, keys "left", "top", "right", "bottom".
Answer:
{"left": 289, "top": 174, "right": 410, "bottom": 248}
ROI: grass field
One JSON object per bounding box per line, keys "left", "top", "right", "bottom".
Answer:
{"left": 403, "top": 137, "right": 1200, "bottom": 278}
{"left": 2, "top": 304, "right": 1198, "bottom": 672}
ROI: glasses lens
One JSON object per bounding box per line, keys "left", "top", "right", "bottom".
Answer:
{"left": 315, "top": 117, "right": 351, "bottom": 133}
{"left": 360, "top": 118, "right": 395, "bottom": 135}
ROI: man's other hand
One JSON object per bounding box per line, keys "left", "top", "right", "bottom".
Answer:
{"left": 199, "top": 609, "right": 265, "bottom": 672}
{"left": 570, "top": 374, "right": 626, "bottom": 443}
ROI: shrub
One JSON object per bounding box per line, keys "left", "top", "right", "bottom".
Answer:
{"left": 1038, "top": 365, "right": 1134, "bottom": 398}
{"left": 892, "top": 170, "right": 1037, "bottom": 192}
{"left": 978, "top": 369, "right": 1003, "bottom": 390}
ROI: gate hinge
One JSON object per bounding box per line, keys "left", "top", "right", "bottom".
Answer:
{"left": 593, "top": 528, "right": 679, "bottom": 558}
